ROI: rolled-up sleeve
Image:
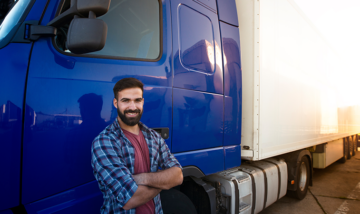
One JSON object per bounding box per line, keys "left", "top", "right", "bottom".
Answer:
{"left": 91, "top": 135, "right": 138, "bottom": 207}
{"left": 156, "top": 134, "right": 182, "bottom": 170}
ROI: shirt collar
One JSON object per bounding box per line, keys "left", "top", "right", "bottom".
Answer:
{"left": 113, "top": 118, "right": 150, "bottom": 138}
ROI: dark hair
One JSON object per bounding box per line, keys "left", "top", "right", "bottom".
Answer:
{"left": 113, "top": 78, "right": 144, "bottom": 99}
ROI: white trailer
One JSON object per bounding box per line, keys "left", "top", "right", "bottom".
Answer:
{"left": 202, "top": 0, "right": 360, "bottom": 213}
{"left": 238, "top": 0, "right": 360, "bottom": 161}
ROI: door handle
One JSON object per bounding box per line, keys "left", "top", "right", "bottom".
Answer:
{"left": 152, "top": 127, "right": 169, "bottom": 139}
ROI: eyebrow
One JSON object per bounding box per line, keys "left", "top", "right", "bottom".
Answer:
{"left": 120, "top": 98, "right": 143, "bottom": 101}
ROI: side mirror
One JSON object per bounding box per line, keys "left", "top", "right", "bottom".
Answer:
{"left": 66, "top": 12, "right": 107, "bottom": 54}
{"left": 47, "top": 0, "right": 110, "bottom": 54}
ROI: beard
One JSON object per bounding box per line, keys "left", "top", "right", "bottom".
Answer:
{"left": 117, "top": 108, "right": 143, "bottom": 126}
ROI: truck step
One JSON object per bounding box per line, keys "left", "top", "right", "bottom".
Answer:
{"left": 239, "top": 202, "right": 251, "bottom": 213}
{"left": 237, "top": 175, "right": 250, "bottom": 183}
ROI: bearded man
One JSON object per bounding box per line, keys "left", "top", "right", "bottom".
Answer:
{"left": 91, "top": 78, "right": 183, "bottom": 214}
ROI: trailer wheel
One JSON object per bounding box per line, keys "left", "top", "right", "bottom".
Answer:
{"left": 352, "top": 136, "right": 356, "bottom": 156}
{"left": 338, "top": 139, "right": 348, "bottom": 163}
{"left": 288, "top": 156, "right": 310, "bottom": 200}
{"left": 160, "top": 189, "right": 197, "bottom": 214}
{"left": 347, "top": 137, "right": 353, "bottom": 159}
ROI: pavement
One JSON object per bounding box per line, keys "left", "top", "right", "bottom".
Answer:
{"left": 259, "top": 148, "right": 360, "bottom": 214}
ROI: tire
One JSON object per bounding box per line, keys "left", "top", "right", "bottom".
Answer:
{"left": 160, "top": 189, "right": 197, "bottom": 214}
{"left": 347, "top": 137, "right": 353, "bottom": 159}
{"left": 287, "top": 156, "right": 310, "bottom": 200}
{"left": 339, "top": 138, "right": 348, "bottom": 163}
{"left": 352, "top": 136, "right": 356, "bottom": 156}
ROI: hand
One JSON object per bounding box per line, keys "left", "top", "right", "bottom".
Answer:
{"left": 133, "top": 167, "right": 182, "bottom": 190}
{"left": 133, "top": 174, "right": 146, "bottom": 185}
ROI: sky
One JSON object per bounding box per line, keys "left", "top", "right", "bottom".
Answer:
{"left": 293, "top": 0, "right": 360, "bottom": 105}
{"left": 293, "top": 0, "right": 360, "bottom": 62}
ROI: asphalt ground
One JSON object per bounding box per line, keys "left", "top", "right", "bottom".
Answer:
{"left": 259, "top": 148, "right": 360, "bottom": 214}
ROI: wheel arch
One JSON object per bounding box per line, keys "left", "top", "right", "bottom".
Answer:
{"left": 182, "top": 165, "right": 205, "bottom": 178}
{"left": 178, "top": 166, "right": 216, "bottom": 214}
{"left": 279, "top": 149, "right": 313, "bottom": 191}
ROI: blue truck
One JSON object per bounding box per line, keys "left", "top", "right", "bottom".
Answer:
{"left": 1, "top": 0, "right": 360, "bottom": 213}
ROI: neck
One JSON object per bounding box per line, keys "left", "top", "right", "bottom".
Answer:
{"left": 117, "top": 117, "right": 140, "bottom": 135}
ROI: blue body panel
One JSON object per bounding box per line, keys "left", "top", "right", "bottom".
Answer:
{"left": 172, "top": 88, "right": 223, "bottom": 152}
{"left": 171, "top": 0, "right": 223, "bottom": 94}
{"left": 221, "top": 22, "right": 242, "bottom": 146}
{"left": 224, "top": 145, "right": 241, "bottom": 170}
{"left": 174, "top": 147, "right": 224, "bottom": 175}
{"left": 171, "top": 0, "right": 225, "bottom": 172}
{"left": 24, "top": 181, "right": 102, "bottom": 214}
{"left": 0, "top": 43, "right": 32, "bottom": 211}
{"left": 193, "top": 0, "right": 218, "bottom": 12}
{"left": 0, "top": 210, "right": 13, "bottom": 214}
{"left": 216, "top": 0, "right": 239, "bottom": 26}
{"left": 25, "top": 0, "right": 49, "bottom": 22}
{"left": 178, "top": 5, "right": 215, "bottom": 75}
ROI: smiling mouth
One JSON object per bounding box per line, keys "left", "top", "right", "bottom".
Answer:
{"left": 126, "top": 112, "right": 138, "bottom": 117}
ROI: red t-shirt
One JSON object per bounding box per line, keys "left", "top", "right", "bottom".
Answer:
{"left": 122, "top": 129, "right": 155, "bottom": 214}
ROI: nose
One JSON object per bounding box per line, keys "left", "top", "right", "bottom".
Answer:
{"left": 128, "top": 101, "right": 137, "bottom": 109}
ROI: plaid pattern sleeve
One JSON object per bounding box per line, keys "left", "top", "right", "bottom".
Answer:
{"left": 91, "top": 128, "right": 138, "bottom": 213}
{"left": 149, "top": 129, "right": 182, "bottom": 170}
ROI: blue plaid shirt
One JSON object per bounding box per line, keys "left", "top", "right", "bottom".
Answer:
{"left": 91, "top": 120, "right": 182, "bottom": 214}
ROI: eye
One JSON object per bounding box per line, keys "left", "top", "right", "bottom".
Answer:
{"left": 121, "top": 99, "right": 130, "bottom": 103}
{"left": 135, "top": 98, "right": 143, "bottom": 103}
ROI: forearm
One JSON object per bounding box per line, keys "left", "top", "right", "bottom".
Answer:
{"left": 134, "top": 167, "right": 183, "bottom": 190}
{"left": 122, "top": 185, "right": 161, "bottom": 210}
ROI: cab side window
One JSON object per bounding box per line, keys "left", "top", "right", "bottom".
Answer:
{"left": 0, "top": 0, "right": 16, "bottom": 24}
{"left": 0, "top": 0, "right": 32, "bottom": 44}
{"left": 55, "top": 0, "right": 161, "bottom": 60}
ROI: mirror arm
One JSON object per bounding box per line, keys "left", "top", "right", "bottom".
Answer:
{"left": 47, "top": 0, "right": 84, "bottom": 27}
{"left": 27, "top": 24, "right": 57, "bottom": 41}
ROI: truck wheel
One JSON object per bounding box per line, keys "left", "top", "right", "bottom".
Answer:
{"left": 352, "top": 136, "right": 356, "bottom": 156}
{"left": 338, "top": 139, "right": 348, "bottom": 163}
{"left": 288, "top": 156, "right": 310, "bottom": 200}
{"left": 347, "top": 137, "right": 353, "bottom": 159}
{"left": 160, "top": 189, "right": 197, "bottom": 214}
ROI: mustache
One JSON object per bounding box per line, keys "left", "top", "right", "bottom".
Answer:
{"left": 124, "top": 109, "right": 141, "bottom": 114}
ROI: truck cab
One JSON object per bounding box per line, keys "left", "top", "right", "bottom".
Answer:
{"left": 0, "top": 0, "right": 242, "bottom": 213}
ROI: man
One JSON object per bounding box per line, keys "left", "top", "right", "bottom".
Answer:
{"left": 91, "top": 78, "right": 183, "bottom": 214}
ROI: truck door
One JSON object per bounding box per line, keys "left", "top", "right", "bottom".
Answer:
{"left": 0, "top": 0, "right": 49, "bottom": 211}
{"left": 171, "top": 0, "right": 224, "bottom": 159}
{"left": 171, "top": 0, "right": 224, "bottom": 174}
{"left": 21, "top": 0, "right": 172, "bottom": 211}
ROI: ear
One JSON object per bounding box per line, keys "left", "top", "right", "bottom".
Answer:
{"left": 113, "top": 98, "right": 118, "bottom": 108}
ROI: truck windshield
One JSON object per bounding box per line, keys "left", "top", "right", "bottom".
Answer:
{"left": 0, "top": 0, "right": 32, "bottom": 42}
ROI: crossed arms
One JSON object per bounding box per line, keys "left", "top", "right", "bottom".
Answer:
{"left": 92, "top": 132, "right": 183, "bottom": 211}
{"left": 122, "top": 167, "right": 183, "bottom": 210}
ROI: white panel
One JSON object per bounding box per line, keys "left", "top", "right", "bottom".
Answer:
{"left": 237, "top": 0, "right": 360, "bottom": 160}
{"left": 237, "top": 0, "right": 259, "bottom": 160}
{"left": 325, "top": 139, "right": 344, "bottom": 167}
{"left": 241, "top": 149, "right": 254, "bottom": 160}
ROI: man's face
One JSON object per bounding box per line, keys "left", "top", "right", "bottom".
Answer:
{"left": 113, "top": 87, "right": 144, "bottom": 126}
